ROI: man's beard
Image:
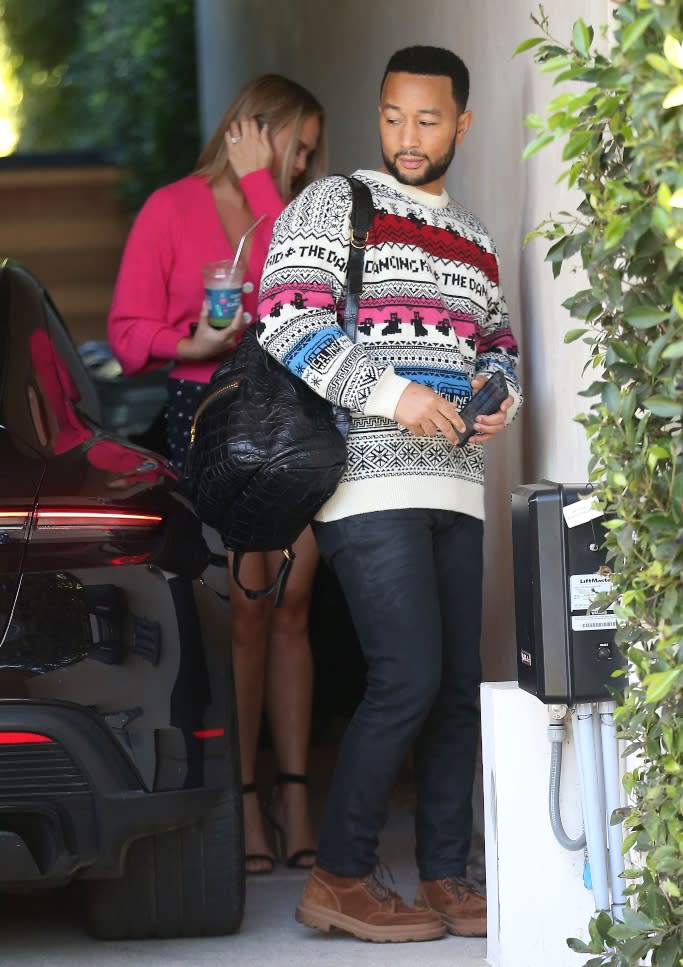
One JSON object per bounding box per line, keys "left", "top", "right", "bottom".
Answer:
{"left": 382, "top": 139, "right": 456, "bottom": 188}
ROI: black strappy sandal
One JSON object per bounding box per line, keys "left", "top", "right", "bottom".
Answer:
{"left": 267, "top": 773, "right": 317, "bottom": 870}
{"left": 242, "top": 782, "right": 274, "bottom": 875}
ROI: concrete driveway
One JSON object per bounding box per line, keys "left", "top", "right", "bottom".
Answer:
{"left": 1, "top": 800, "right": 487, "bottom": 967}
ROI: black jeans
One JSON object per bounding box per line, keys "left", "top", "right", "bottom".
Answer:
{"left": 313, "top": 508, "right": 483, "bottom": 881}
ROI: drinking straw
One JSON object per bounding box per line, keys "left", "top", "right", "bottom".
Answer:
{"left": 231, "top": 213, "right": 267, "bottom": 272}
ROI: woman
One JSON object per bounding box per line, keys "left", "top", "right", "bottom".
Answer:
{"left": 108, "top": 74, "right": 327, "bottom": 874}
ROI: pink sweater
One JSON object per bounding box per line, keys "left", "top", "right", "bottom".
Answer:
{"left": 108, "top": 170, "right": 284, "bottom": 382}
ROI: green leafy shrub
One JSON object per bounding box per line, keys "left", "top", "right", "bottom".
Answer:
{"left": 1, "top": 0, "right": 90, "bottom": 151}
{"left": 1, "top": 0, "right": 199, "bottom": 211}
{"left": 517, "top": 2, "right": 682, "bottom": 964}
{"left": 74, "top": 0, "right": 200, "bottom": 210}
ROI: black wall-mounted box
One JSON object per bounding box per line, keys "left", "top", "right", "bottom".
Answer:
{"left": 511, "top": 480, "right": 622, "bottom": 704}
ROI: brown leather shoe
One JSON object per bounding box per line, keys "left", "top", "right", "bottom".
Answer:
{"left": 415, "top": 876, "right": 487, "bottom": 937}
{"left": 295, "top": 865, "right": 446, "bottom": 942}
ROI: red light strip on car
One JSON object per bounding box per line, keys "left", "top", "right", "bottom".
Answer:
{"left": 0, "top": 732, "right": 54, "bottom": 744}
{"left": 35, "top": 511, "right": 163, "bottom": 527}
{"left": 193, "top": 728, "right": 225, "bottom": 740}
{"left": 0, "top": 510, "right": 162, "bottom": 530}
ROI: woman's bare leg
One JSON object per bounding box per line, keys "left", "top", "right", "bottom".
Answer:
{"left": 264, "top": 528, "right": 319, "bottom": 866}
{"left": 229, "top": 550, "right": 273, "bottom": 872}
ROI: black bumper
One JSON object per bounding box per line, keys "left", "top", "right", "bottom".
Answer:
{"left": 0, "top": 701, "right": 225, "bottom": 885}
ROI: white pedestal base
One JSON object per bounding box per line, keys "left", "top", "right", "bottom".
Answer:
{"left": 482, "top": 682, "right": 596, "bottom": 967}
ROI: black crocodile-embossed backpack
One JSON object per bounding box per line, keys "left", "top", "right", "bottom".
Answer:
{"left": 185, "top": 177, "right": 373, "bottom": 603}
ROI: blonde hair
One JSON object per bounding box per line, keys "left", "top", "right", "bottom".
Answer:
{"left": 195, "top": 74, "right": 327, "bottom": 198}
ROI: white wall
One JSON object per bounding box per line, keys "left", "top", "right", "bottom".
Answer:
{"left": 195, "top": 0, "right": 610, "bottom": 679}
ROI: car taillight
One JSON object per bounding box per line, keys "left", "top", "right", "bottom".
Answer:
{"left": 0, "top": 731, "right": 55, "bottom": 744}
{"left": 193, "top": 728, "right": 225, "bottom": 740}
{"left": 34, "top": 510, "right": 162, "bottom": 539}
{"left": 0, "top": 509, "right": 163, "bottom": 540}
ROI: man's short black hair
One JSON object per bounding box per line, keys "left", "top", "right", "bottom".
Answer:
{"left": 380, "top": 45, "right": 470, "bottom": 110}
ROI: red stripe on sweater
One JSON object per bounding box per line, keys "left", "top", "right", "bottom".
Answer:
{"left": 369, "top": 215, "right": 499, "bottom": 284}
{"left": 479, "top": 328, "right": 518, "bottom": 352}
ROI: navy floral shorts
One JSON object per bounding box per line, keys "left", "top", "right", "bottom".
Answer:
{"left": 165, "top": 378, "right": 206, "bottom": 473}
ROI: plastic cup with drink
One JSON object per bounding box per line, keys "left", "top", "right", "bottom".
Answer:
{"left": 203, "top": 213, "right": 266, "bottom": 330}
{"left": 203, "top": 261, "right": 245, "bottom": 329}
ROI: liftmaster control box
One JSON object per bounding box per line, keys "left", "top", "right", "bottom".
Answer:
{"left": 511, "top": 480, "right": 623, "bottom": 704}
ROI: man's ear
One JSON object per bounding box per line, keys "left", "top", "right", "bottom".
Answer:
{"left": 455, "top": 110, "right": 473, "bottom": 145}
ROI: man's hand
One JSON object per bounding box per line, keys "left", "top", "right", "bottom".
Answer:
{"left": 466, "top": 374, "right": 515, "bottom": 444}
{"left": 176, "top": 303, "right": 247, "bottom": 361}
{"left": 394, "top": 377, "right": 514, "bottom": 444}
{"left": 394, "top": 382, "right": 465, "bottom": 443}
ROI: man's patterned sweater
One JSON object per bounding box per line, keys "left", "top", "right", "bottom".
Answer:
{"left": 256, "top": 169, "right": 522, "bottom": 523}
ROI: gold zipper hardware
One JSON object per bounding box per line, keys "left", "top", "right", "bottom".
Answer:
{"left": 191, "top": 379, "right": 241, "bottom": 438}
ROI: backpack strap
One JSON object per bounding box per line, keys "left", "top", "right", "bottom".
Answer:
{"left": 342, "top": 177, "right": 374, "bottom": 340}
{"left": 228, "top": 178, "right": 373, "bottom": 608}
{"left": 232, "top": 548, "right": 295, "bottom": 607}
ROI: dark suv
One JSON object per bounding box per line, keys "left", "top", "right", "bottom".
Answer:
{"left": 0, "top": 258, "right": 243, "bottom": 939}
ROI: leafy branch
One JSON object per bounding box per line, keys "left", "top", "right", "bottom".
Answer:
{"left": 517, "top": 1, "right": 683, "bottom": 964}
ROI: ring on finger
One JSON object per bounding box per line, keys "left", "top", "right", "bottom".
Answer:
{"left": 230, "top": 135, "right": 241, "bottom": 143}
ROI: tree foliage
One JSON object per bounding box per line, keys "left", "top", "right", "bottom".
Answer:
{"left": 1, "top": 0, "right": 199, "bottom": 210}
{"left": 2, "top": 0, "right": 85, "bottom": 69}
{"left": 518, "top": 1, "right": 683, "bottom": 964}
{"left": 74, "top": 0, "right": 200, "bottom": 210}
{"left": 1, "top": 0, "right": 91, "bottom": 152}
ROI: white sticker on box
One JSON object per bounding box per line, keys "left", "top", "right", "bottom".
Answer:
{"left": 572, "top": 614, "right": 618, "bottom": 632}
{"left": 570, "top": 573, "right": 614, "bottom": 612}
{"left": 562, "top": 495, "right": 604, "bottom": 529}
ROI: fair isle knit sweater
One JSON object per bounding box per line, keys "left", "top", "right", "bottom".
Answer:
{"left": 256, "top": 169, "right": 522, "bottom": 523}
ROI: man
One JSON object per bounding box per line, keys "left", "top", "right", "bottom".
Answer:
{"left": 257, "top": 45, "right": 522, "bottom": 943}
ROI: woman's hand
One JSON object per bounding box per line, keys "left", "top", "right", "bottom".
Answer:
{"left": 226, "top": 116, "right": 273, "bottom": 179}
{"left": 176, "top": 302, "right": 248, "bottom": 361}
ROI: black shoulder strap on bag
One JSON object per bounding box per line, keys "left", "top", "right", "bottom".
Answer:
{"left": 232, "top": 548, "right": 294, "bottom": 607}
{"left": 231, "top": 177, "right": 374, "bottom": 608}
{"left": 342, "top": 176, "right": 374, "bottom": 340}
